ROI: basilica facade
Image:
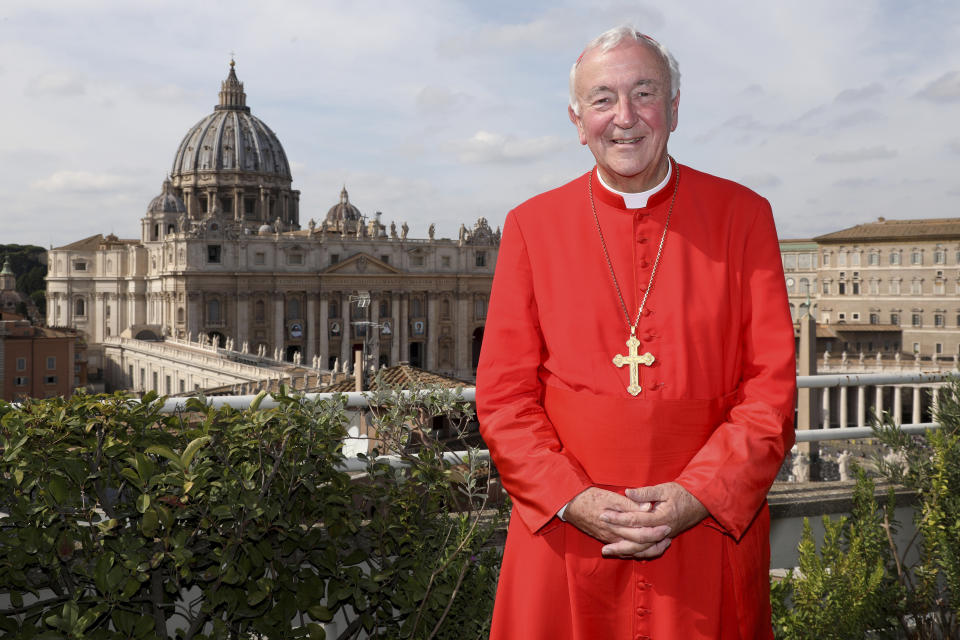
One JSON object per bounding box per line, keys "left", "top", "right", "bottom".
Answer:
{"left": 46, "top": 63, "right": 498, "bottom": 384}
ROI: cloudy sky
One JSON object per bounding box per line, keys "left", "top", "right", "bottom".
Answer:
{"left": 2, "top": 0, "right": 959, "bottom": 248}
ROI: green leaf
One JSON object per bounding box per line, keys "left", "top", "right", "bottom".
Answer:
{"left": 247, "top": 590, "right": 267, "bottom": 606}
{"left": 307, "top": 605, "right": 334, "bottom": 622}
{"left": 141, "top": 508, "right": 159, "bottom": 537}
{"left": 145, "top": 444, "right": 184, "bottom": 470}
{"left": 136, "top": 493, "right": 151, "bottom": 513}
{"left": 48, "top": 475, "right": 68, "bottom": 504}
{"left": 306, "top": 622, "right": 327, "bottom": 640}
{"left": 250, "top": 390, "right": 268, "bottom": 411}
{"left": 181, "top": 435, "right": 211, "bottom": 468}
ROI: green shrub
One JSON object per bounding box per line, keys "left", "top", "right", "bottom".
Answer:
{"left": 772, "top": 379, "right": 960, "bottom": 639}
{"left": 0, "top": 385, "right": 502, "bottom": 639}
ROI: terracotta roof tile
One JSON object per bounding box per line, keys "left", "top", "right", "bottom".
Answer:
{"left": 814, "top": 218, "right": 960, "bottom": 243}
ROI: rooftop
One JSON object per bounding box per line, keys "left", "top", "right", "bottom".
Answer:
{"left": 814, "top": 217, "right": 960, "bottom": 243}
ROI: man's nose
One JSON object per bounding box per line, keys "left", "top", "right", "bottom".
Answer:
{"left": 613, "top": 96, "right": 638, "bottom": 129}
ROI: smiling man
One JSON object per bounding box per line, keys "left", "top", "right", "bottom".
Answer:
{"left": 477, "top": 25, "right": 797, "bottom": 639}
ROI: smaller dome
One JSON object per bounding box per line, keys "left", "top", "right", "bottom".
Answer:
{"left": 325, "top": 186, "right": 362, "bottom": 228}
{"left": 258, "top": 224, "right": 273, "bottom": 235}
{"left": 147, "top": 179, "right": 186, "bottom": 214}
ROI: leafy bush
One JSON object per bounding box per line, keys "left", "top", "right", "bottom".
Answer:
{"left": 0, "top": 385, "right": 502, "bottom": 639}
{"left": 772, "top": 378, "right": 960, "bottom": 639}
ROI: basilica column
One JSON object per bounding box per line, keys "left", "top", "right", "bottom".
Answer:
{"left": 319, "top": 292, "right": 329, "bottom": 369}
{"left": 260, "top": 187, "right": 268, "bottom": 223}
{"left": 274, "top": 294, "right": 285, "bottom": 354}
{"left": 399, "top": 293, "right": 409, "bottom": 364}
{"left": 306, "top": 292, "right": 317, "bottom": 364}
{"left": 893, "top": 385, "right": 903, "bottom": 423}
{"left": 93, "top": 293, "right": 105, "bottom": 343}
{"left": 391, "top": 292, "right": 400, "bottom": 365}
{"left": 234, "top": 188, "right": 243, "bottom": 221}
{"left": 456, "top": 293, "right": 469, "bottom": 379}
{"left": 369, "top": 292, "right": 380, "bottom": 368}
{"left": 340, "top": 293, "right": 351, "bottom": 369}
{"left": 235, "top": 293, "right": 249, "bottom": 347}
{"left": 426, "top": 292, "right": 439, "bottom": 371}
{"left": 186, "top": 292, "right": 200, "bottom": 339}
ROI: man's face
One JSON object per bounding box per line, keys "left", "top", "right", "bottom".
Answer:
{"left": 569, "top": 39, "right": 679, "bottom": 193}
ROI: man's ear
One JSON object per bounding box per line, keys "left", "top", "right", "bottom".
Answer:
{"left": 568, "top": 105, "right": 587, "bottom": 145}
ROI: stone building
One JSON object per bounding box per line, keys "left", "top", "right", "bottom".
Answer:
{"left": 45, "top": 62, "right": 498, "bottom": 388}
{"left": 781, "top": 217, "right": 960, "bottom": 364}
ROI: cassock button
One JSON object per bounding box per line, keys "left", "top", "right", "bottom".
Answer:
{"left": 638, "top": 258, "right": 649, "bottom": 268}
{"left": 637, "top": 237, "right": 648, "bottom": 244}
{"left": 643, "top": 332, "right": 656, "bottom": 341}
{"left": 642, "top": 308, "right": 653, "bottom": 316}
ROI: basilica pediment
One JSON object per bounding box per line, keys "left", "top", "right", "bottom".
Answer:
{"left": 321, "top": 252, "right": 401, "bottom": 275}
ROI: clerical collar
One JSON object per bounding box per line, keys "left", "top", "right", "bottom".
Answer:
{"left": 596, "top": 162, "right": 672, "bottom": 209}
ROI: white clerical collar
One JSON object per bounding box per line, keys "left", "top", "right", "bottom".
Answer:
{"left": 596, "top": 161, "right": 672, "bottom": 208}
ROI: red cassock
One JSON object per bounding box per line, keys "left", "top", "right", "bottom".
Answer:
{"left": 476, "top": 164, "right": 796, "bottom": 639}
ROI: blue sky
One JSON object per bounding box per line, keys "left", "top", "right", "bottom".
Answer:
{"left": 1, "top": 0, "right": 958, "bottom": 248}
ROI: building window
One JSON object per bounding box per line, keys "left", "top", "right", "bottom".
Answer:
{"left": 935, "top": 249, "right": 946, "bottom": 264}
{"left": 911, "top": 280, "right": 923, "bottom": 295}
{"left": 411, "top": 255, "right": 425, "bottom": 267}
{"left": 207, "top": 245, "right": 222, "bottom": 264}
{"left": 869, "top": 313, "right": 879, "bottom": 324}
{"left": 838, "top": 312, "right": 846, "bottom": 321}
{"left": 105, "top": 304, "right": 111, "bottom": 318}
{"left": 44, "top": 375, "right": 57, "bottom": 385}
{"left": 798, "top": 278, "right": 810, "bottom": 295}
{"left": 870, "top": 279, "right": 880, "bottom": 295}
{"left": 936, "top": 343, "right": 943, "bottom": 355}
{"left": 330, "top": 254, "right": 339, "bottom": 265}
{"left": 912, "top": 313, "right": 922, "bottom": 327}
{"left": 890, "top": 279, "right": 901, "bottom": 295}
{"left": 441, "top": 298, "right": 451, "bottom": 319}
{"left": 851, "top": 253, "right": 860, "bottom": 266}
{"left": 822, "top": 281, "right": 831, "bottom": 295}
{"left": 16, "top": 357, "right": 26, "bottom": 371}
{"left": 74, "top": 261, "right": 87, "bottom": 271}
{"left": 935, "top": 314, "right": 945, "bottom": 327}
{"left": 328, "top": 299, "right": 339, "bottom": 319}
{"left": 798, "top": 253, "right": 813, "bottom": 269}
{"left": 46, "top": 356, "right": 56, "bottom": 370}
{"left": 852, "top": 313, "right": 860, "bottom": 321}
{"left": 852, "top": 282, "right": 860, "bottom": 295}
{"left": 838, "top": 252, "right": 847, "bottom": 267}
{"left": 379, "top": 299, "right": 389, "bottom": 317}
{"left": 935, "top": 280, "right": 946, "bottom": 295}
{"left": 380, "top": 255, "right": 390, "bottom": 264}
{"left": 783, "top": 254, "right": 797, "bottom": 270}
{"left": 179, "top": 379, "right": 186, "bottom": 393}
{"left": 913, "top": 342, "right": 920, "bottom": 353}
{"left": 891, "top": 313, "right": 900, "bottom": 326}
{"left": 441, "top": 255, "right": 451, "bottom": 268}
{"left": 245, "top": 198, "right": 255, "bottom": 216}
{"left": 475, "top": 297, "right": 487, "bottom": 320}
{"left": 838, "top": 282, "right": 846, "bottom": 295}
{"left": 287, "top": 253, "right": 303, "bottom": 265}
{"left": 75, "top": 298, "right": 86, "bottom": 316}
{"left": 287, "top": 298, "right": 301, "bottom": 320}
{"left": 475, "top": 251, "right": 487, "bottom": 267}
{"left": 890, "top": 251, "right": 901, "bottom": 265}
{"left": 177, "top": 307, "right": 185, "bottom": 324}
{"left": 255, "top": 300, "right": 265, "bottom": 323}
{"left": 14, "top": 377, "right": 27, "bottom": 386}
{"left": 411, "top": 298, "right": 424, "bottom": 317}
{"left": 868, "top": 252, "right": 880, "bottom": 266}
{"left": 822, "top": 253, "right": 830, "bottom": 266}
{"left": 207, "top": 299, "right": 222, "bottom": 324}
{"left": 911, "top": 250, "right": 922, "bottom": 265}
{"left": 254, "top": 252, "right": 266, "bottom": 265}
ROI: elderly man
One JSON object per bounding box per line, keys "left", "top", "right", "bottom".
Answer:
{"left": 476, "top": 25, "right": 796, "bottom": 639}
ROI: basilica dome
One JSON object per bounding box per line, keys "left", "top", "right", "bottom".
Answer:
{"left": 325, "top": 187, "right": 362, "bottom": 232}
{"left": 146, "top": 179, "right": 186, "bottom": 214}
{"left": 170, "top": 62, "right": 291, "bottom": 180}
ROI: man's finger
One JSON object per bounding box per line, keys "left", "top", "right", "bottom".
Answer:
{"left": 626, "top": 485, "right": 666, "bottom": 503}
{"left": 632, "top": 537, "right": 672, "bottom": 559}
{"left": 600, "top": 509, "right": 662, "bottom": 528}
{"left": 603, "top": 523, "right": 671, "bottom": 544}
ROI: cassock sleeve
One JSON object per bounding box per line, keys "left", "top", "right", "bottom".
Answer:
{"left": 674, "top": 201, "right": 796, "bottom": 541}
{"left": 476, "top": 211, "right": 593, "bottom": 534}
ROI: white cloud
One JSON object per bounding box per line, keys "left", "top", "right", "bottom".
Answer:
{"left": 834, "top": 83, "right": 883, "bottom": 103}
{"left": 454, "top": 131, "right": 567, "bottom": 164}
{"left": 738, "top": 173, "right": 781, "bottom": 189}
{"left": 25, "top": 71, "right": 86, "bottom": 97}
{"left": 415, "top": 85, "right": 472, "bottom": 116}
{"left": 916, "top": 71, "right": 960, "bottom": 103}
{"left": 947, "top": 139, "right": 960, "bottom": 155}
{"left": 30, "top": 171, "right": 136, "bottom": 193}
{"left": 815, "top": 146, "right": 898, "bottom": 163}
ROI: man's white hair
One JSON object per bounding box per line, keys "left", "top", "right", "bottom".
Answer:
{"left": 569, "top": 25, "right": 681, "bottom": 115}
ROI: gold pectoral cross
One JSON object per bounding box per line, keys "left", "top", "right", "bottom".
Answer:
{"left": 613, "top": 332, "right": 655, "bottom": 396}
